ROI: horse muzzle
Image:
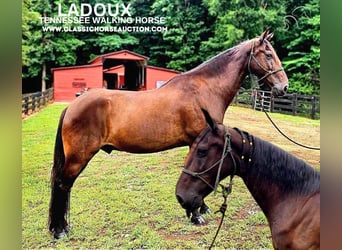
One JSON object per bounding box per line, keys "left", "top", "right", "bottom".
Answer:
{"left": 272, "top": 84, "right": 288, "bottom": 97}
{"left": 176, "top": 193, "right": 203, "bottom": 211}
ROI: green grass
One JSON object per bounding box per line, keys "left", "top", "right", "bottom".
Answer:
{"left": 22, "top": 104, "right": 320, "bottom": 249}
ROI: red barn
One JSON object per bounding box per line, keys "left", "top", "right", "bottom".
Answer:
{"left": 52, "top": 50, "right": 180, "bottom": 102}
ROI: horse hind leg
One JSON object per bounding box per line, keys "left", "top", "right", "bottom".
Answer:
{"left": 49, "top": 107, "right": 101, "bottom": 238}
{"left": 49, "top": 179, "right": 71, "bottom": 239}
{"left": 49, "top": 154, "right": 96, "bottom": 239}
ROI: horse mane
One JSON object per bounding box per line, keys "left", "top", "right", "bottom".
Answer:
{"left": 249, "top": 134, "right": 320, "bottom": 196}
{"left": 158, "top": 40, "right": 248, "bottom": 89}
{"left": 185, "top": 42, "right": 244, "bottom": 77}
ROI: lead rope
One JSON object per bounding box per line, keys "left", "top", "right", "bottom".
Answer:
{"left": 257, "top": 93, "right": 320, "bottom": 150}
{"left": 209, "top": 148, "right": 237, "bottom": 249}
{"left": 208, "top": 178, "right": 234, "bottom": 250}
{"left": 247, "top": 39, "right": 320, "bottom": 151}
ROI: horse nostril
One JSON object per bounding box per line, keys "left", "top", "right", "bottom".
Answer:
{"left": 284, "top": 85, "right": 288, "bottom": 93}
{"left": 176, "top": 194, "right": 184, "bottom": 205}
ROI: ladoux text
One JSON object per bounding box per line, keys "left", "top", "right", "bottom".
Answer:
{"left": 57, "top": 3, "right": 132, "bottom": 17}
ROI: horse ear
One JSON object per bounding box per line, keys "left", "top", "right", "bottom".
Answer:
{"left": 260, "top": 28, "right": 272, "bottom": 43}
{"left": 266, "top": 32, "right": 274, "bottom": 41}
{"left": 201, "top": 108, "right": 216, "bottom": 132}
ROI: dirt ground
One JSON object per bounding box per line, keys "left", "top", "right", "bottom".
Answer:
{"left": 224, "top": 106, "right": 320, "bottom": 168}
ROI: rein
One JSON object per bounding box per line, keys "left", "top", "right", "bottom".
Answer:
{"left": 247, "top": 39, "right": 320, "bottom": 151}
{"left": 257, "top": 93, "right": 321, "bottom": 151}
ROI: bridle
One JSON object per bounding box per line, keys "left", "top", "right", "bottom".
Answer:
{"left": 181, "top": 127, "right": 253, "bottom": 249}
{"left": 182, "top": 127, "right": 237, "bottom": 194}
{"left": 247, "top": 39, "right": 284, "bottom": 82}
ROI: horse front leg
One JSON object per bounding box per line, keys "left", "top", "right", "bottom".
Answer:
{"left": 200, "top": 201, "right": 211, "bottom": 215}
{"left": 187, "top": 208, "right": 206, "bottom": 225}
{"left": 184, "top": 202, "right": 210, "bottom": 225}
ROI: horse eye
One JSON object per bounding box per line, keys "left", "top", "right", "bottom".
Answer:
{"left": 266, "top": 54, "right": 273, "bottom": 60}
{"left": 197, "top": 148, "right": 207, "bottom": 158}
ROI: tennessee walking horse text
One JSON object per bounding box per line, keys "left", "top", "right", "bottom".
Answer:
{"left": 176, "top": 111, "right": 320, "bottom": 249}
{"left": 49, "top": 29, "right": 289, "bottom": 238}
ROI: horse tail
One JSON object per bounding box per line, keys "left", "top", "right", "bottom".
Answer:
{"left": 48, "top": 107, "right": 70, "bottom": 237}
{"left": 51, "top": 107, "right": 67, "bottom": 188}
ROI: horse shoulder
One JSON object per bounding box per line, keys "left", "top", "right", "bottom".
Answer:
{"left": 271, "top": 193, "right": 320, "bottom": 249}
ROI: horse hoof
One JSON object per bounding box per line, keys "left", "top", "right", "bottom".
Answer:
{"left": 52, "top": 226, "right": 69, "bottom": 239}
{"left": 200, "top": 207, "right": 211, "bottom": 215}
{"left": 54, "top": 230, "right": 67, "bottom": 239}
{"left": 191, "top": 215, "right": 205, "bottom": 225}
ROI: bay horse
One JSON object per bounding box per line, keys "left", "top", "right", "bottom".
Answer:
{"left": 176, "top": 110, "right": 320, "bottom": 249}
{"left": 49, "top": 29, "right": 289, "bottom": 238}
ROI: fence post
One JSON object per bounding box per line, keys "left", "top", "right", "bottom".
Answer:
{"left": 234, "top": 90, "right": 239, "bottom": 104}
{"left": 24, "top": 97, "right": 28, "bottom": 115}
{"left": 311, "top": 96, "right": 317, "bottom": 119}
{"left": 292, "top": 93, "right": 297, "bottom": 116}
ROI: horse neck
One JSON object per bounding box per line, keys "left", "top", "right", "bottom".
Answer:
{"left": 182, "top": 43, "right": 250, "bottom": 121}
{"left": 230, "top": 129, "right": 283, "bottom": 217}
{"left": 232, "top": 133, "right": 319, "bottom": 218}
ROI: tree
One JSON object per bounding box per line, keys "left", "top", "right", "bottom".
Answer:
{"left": 151, "top": 0, "right": 215, "bottom": 71}
{"left": 202, "top": 0, "right": 287, "bottom": 59}
{"left": 22, "top": 0, "right": 319, "bottom": 95}
{"left": 22, "top": 0, "right": 40, "bottom": 67}
{"left": 282, "top": 0, "right": 320, "bottom": 94}
{"left": 22, "top": 0, "right": 85, "bottom": 91}
{"left": 22, "top": 0, "right": 138, "bottom": 91}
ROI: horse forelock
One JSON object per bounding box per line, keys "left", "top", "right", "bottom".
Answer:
{"left": 248, "top": 136, "right": 320, "bottom": 196}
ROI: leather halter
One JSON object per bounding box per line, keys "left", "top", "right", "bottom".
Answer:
{"left": 182, "top": 127, "right": 237, "bottom": 193}
{"left": 247, "top": 39, "right": 284, "bottom": 82}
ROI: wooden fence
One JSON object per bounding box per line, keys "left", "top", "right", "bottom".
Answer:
{"left": 234, "top": 90, "right": 320, "bottom": 119}
{"left": 22, "top": 88, "right": 54, "bottom": 118}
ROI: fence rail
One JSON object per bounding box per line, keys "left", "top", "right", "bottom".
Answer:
{"left": 22, "top": 88, "right": 54, "bottom": 118}
{"left": 234, "top": 90, "right": 320, "bottom": 119}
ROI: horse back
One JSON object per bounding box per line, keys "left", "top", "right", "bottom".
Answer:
{"left": 62, "top": 88, "right": 207, "bottom": 153}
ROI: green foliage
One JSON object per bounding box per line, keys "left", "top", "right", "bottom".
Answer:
{"left": 151, "top": 0, "right": 215, "bottom": 71}
{"left": 22, "top": 0, "right": 41, "bottom": 67}
{"left": 22, "top": 0, "right": 320, "bottom": 94}
{"left": 282, "top": 0, "right": 320, "bottom": 94}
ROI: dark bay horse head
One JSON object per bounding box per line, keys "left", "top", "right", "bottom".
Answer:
{"left": 175, "top": 110, "right": 233, "bottom": 212}
{"left": 176, "top": 110, "right": 320, "bottom": 248}
{"left": 247, "top": 29, "right": 289, "bottom": 96}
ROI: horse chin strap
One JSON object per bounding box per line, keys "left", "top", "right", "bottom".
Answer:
{"left": 247, "top": 39, "right": 284, "bottom": 83}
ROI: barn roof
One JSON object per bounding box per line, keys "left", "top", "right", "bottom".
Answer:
{"left": 51, "top": 63, "right": 102, "bottom": 72}
{"left": 146, "top": 65, "right": 181, "bottom": 74}
{"left": 88, "top": 50, "right": 149, "bottom": 65}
